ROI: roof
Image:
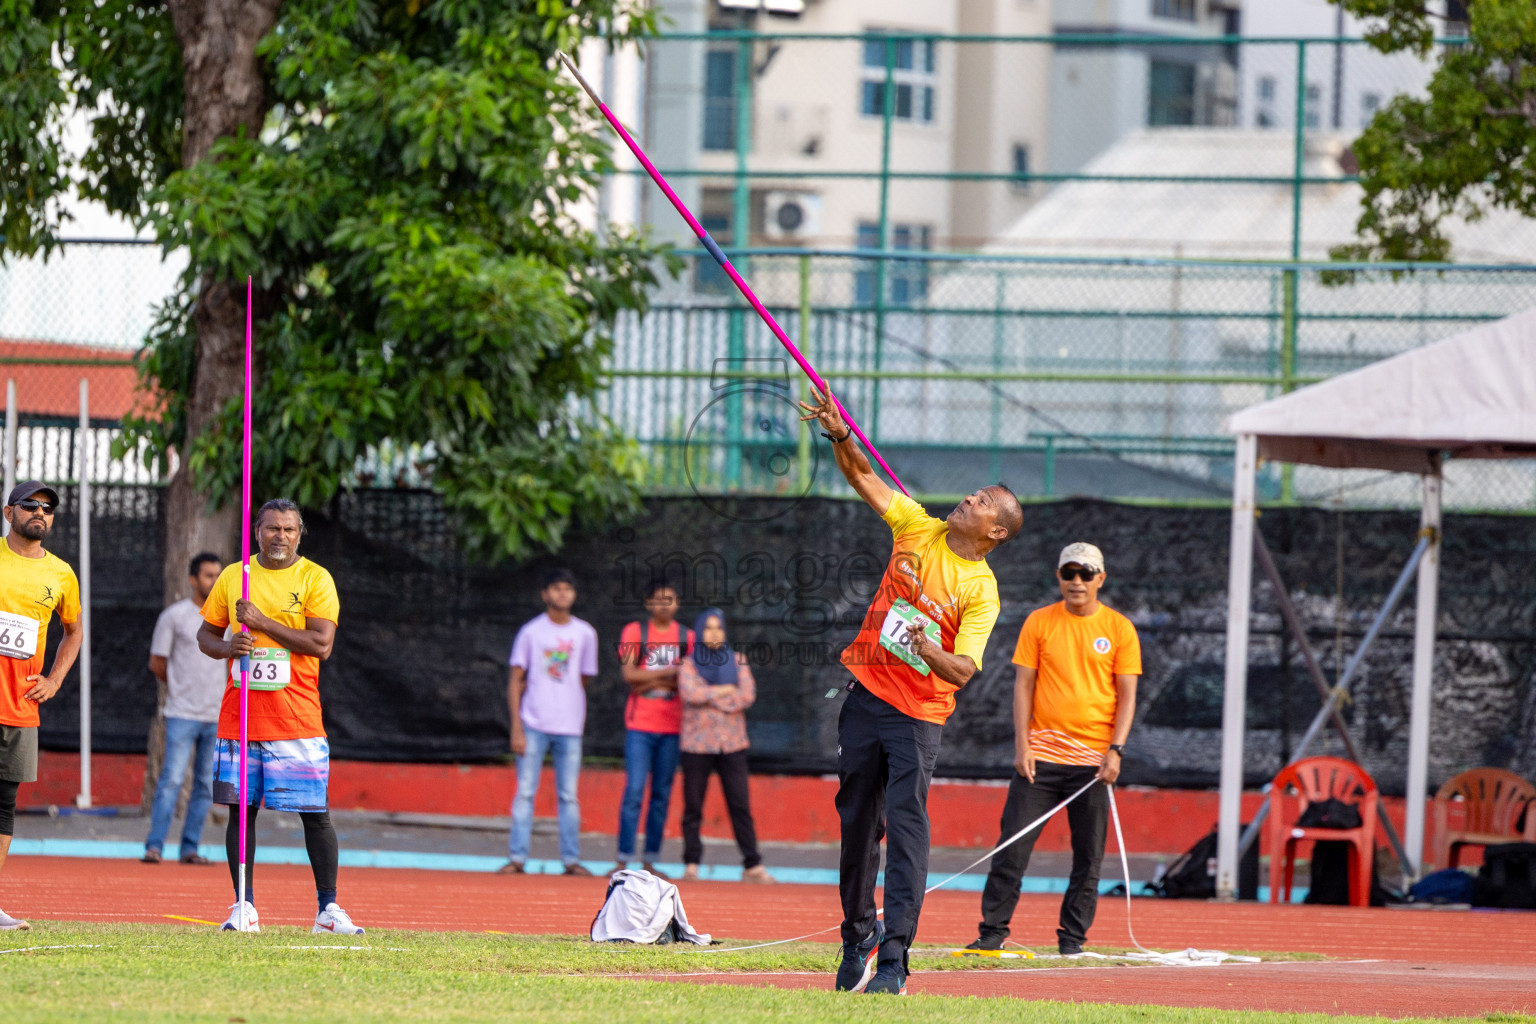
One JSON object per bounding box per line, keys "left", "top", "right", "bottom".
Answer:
{"left": 0, "top": 338, "right": 145, "bottom": 420}
{"left": 990, "top": 129, "right": 1536, "bottom": 263}
{"left": 1223, "top": 307, "right": 1536, "bottom": 473}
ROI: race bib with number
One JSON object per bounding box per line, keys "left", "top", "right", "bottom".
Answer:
{"left": 0, "top": 611, "right": 40, "bottom": 660}
{"left": 878, "top": 599, "right": 941, "bottom": 676}
{"left": 230, "top": 647, "right": 292, "bottom": 691}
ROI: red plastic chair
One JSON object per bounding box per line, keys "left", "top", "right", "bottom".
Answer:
{"left": 1266, "top": 756, "right": 1379, "bottom": 908}
{"left": 1432, "top": 768, "right": 1536, "bottom": 870}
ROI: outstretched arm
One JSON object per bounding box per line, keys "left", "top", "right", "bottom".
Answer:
{"left": 799, "top": 386, "right": 893, "bottom": 516}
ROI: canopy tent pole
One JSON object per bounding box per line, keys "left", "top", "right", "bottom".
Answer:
{"left": 77, "top": 378, "right": 92, "bottom": 809}
{"left": 1403, "top": 465, "right": 1442, "bottom": 880}
{"left": 1216, "top": 433, "right": 1257, "bottom": 899}
{"left": 3, "top": 380, "right": 15, "bottom": 537}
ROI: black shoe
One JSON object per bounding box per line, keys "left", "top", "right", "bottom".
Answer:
{"left": 835, "top": 920, "right": 884, "bottom": 992}
{"left": 1059, "top": 942, "right": 1084, "bottom": 956}
{"left": 865, "top": 959, "right": 907, "bottom": 996}
{"left": 965, "top": 935, "right": 1003, "bottom": 951}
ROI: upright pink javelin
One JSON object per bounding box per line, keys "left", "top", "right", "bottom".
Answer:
{"left": 237, "top": 276, "right": 254, "bottom": 925}
{"left": 554, "top": 51, "right": 908, "bottom": 495}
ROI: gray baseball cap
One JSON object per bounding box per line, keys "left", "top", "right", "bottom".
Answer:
{"left": 1057, "top": 542, "right": 1104, "bottom": 574}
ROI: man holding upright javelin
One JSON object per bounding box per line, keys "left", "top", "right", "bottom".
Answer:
{"left": 198, "top": 498, "right": 361, "bottom": 935}
{"left": 800, "top": 388, "right": 1023, "bottom": 996}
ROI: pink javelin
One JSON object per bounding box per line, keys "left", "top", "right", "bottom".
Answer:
{"left": 237, "top": 276, "right": 253, "bottom": 925}
{"left": 554, "top": 51, "right": 908, "bottom": 495}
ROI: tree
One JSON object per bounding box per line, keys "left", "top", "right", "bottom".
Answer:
{"left": 0, "top": 0, "right": 668, "bottom": 599}
{"left": 1330, "top": 0, "right": 1536, "bottom": 262}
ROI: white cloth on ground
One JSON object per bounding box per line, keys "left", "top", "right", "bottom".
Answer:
{"left": 590, "top": 869, "right": 710, "bottom": 945}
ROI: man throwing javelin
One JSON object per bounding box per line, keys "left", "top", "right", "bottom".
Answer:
{"left": 0, "top": 482, "right": 82, "bottom": 931}
{"left": 801, "top": 388, "right": 1022, "bottom": 996}
{"left": 198, "top": 498, "right": 360, "bottom": 934}
{"left": 968, "top": 542, "right": 1140, "bottom": 955}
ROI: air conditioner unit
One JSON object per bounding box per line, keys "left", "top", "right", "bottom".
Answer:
{"left": 763, "top": 191, "right": 822, "bottom": 241}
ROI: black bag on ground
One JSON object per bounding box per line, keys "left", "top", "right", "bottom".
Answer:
{"left": 1149, "top": 822, "right": 1258, "bottom": 900}
{"left": 1471, "top": 843, "right": 1536, "bottom": 910}
{"left": 1302, "top": 841, "right": 1395, "bottom": 906}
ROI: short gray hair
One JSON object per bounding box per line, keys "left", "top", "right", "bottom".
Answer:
{"left": 255, "top": 497, "right": 305, "bottom": 534}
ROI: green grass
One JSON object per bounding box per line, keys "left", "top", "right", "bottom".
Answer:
{"left": 0, "top": 922, "right": 1489, "bottom": 1024}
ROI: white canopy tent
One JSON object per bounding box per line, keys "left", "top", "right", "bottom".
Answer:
{"left": 1216, "top": 307, "right": 1536, "bottom": 897}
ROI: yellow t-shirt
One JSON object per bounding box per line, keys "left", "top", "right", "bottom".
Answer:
{"left": 203, "top": 556, "right": 340, "bottom": 742}
{"left": 0, "top": 541, "right": 82, "bottom": 727}
{"left": 1013, "top": 601, "right": 1141, "bottom": 765}
{"left": 841, "top": 493, "right": 1002, "bottom": 725}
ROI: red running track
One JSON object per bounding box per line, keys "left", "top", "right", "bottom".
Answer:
{"left": 4, "top": 856, "right": 1534, "bottom": 1017}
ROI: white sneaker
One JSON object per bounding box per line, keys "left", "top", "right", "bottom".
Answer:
{"left": 313, "top": 903, "right": 365, "bottom": 936}
{"left": 220, "top": 901, "right": 260, "bottom": 932}
{"left": 0, "top": 907, "right": 30, "bottom": 931}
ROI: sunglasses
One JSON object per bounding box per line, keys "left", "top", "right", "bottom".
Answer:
{"left": 14, "top": 499, "right": 55, "bottom": 514}
{"left": 1058, "top": 567, "right": 1099, "bottom": 582}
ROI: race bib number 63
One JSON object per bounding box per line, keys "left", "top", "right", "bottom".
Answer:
{"left": 879, "top": 599, "right": 940, "bottom": 677}
{"left": 230, "top": 647, "right": 292, "bottom": 691}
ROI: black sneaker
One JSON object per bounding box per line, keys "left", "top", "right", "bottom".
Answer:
{"left": 835, "top": 920, "right": 884, "bottom": 992}
{"left": 865, "top": 959, "right": 907, "bottom": 996}
{"left": 965, "top": 935, "right": 1003, "bottom": 951}
{"left": 1059, "top": 942, "right": 1084, "bottom": 956}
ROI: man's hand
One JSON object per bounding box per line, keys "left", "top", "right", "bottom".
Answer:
{"left": 230, "top": 631, "right": 255, "bottom": 658}
{"left": 1097, "top": 750, "right": 1122, "bottom": 785}
{"left": 234, "top": 600, "right": 271, "bottom": 633}
{"left": 904, "top": 621, "right": 932, "bottom": 660}
{"left": 511, "top": 724, "right": 526, "bottom": 756}
{"left": 1014, "top": 746, "right": 1036, "bottom": 783}
{"left": 798, "top": 385, "right": 850, "bottom": 439}
{"left": 23, "top": 673, "right": 62, "bottom": 704}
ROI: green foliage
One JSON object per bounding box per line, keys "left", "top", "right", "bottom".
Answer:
{"left": 0, "top": 0, "right": 678, "bottom": 561}
{"left": 1331, "top": 0, "right": 1536, "bottom": 262}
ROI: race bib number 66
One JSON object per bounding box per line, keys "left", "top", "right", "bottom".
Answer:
{"left": 230, "top": 647, "right": 292, "bottom": 691}
{"left": 878, "top": 599, "right": 940, "bottom": 676}
{"left": 0, "top": 611, "right": 40, "bottom": 660}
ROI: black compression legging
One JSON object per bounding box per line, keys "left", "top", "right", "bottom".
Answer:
{"left": 224, "top": 804, "right": 339, "bottom": 901}
{"left": 0, "top": 778, "right": 18, "bottom": 837}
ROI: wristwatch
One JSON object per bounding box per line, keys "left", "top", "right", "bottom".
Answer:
{"left": 1108, "top": 743, "right": 1126, "bottom": 756}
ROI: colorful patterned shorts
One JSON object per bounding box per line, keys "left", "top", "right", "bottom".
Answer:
{"left": 213, "top": 736, "right": 329, "bottom": 812}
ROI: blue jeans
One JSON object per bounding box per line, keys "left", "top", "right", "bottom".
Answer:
{"left": 145, "top": 717, "right": 218, "bottom": 856}
{"left": 508, "top": 727, "right": 583, "bottom": 866}
{"left": 618, "top": 729, "right": 680, "bottom": 859}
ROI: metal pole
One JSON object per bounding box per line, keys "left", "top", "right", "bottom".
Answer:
{"left": 797, "top": 254, "right": 813, "bottom": 491}
{"left": 871, "top": 36, "right": 896, "bottom": 446}
{"left": 1216, "top": 432, "right": 1257, "bottom": 899}
{"left": 77, "top": 378, "right": 92, "bottom": 809}
{"left": 1280, "top": 40, "right": 1307, "bottom": 504}
{"left": 1238, "top": 532, "right": 1432, "bottom": 858}
{"left": 989, "top": 269, "right": 1004, "bottom": 483}
{"left": 3, "top": 380, "right": 15, "bottom": 537}
{"left": 1403, "top": 467, "right": 1442, "bottom": 879}
{"left": 1252, "top": 529, "right": 1412, "bottom": 872}
{"left": 731, "top": 36, "right": 753, "bottom": 261}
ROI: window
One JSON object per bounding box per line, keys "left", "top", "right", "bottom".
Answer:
{"left": 702, "top": 49, "right": 737, "bottom": 151}
{"left": 1148, "top": 60, "right": 1197, "bottom": 126}
{"left": 854, "top": 221, "right": 931, "bottom": 307}
{"left": 1010, "top": 143, "right": 1032, "bottom": 194}
{"left": 1304, "top": 82, "right": 1322, "bottom": 129}
{"left": 859, "top": 32, "right": 937, "bottom": 124}
{"left": 1360, "top": 91, "right": 1382, "bottom": 126}
{"left": 1257, "top": 76, "right": 1275, "bottom": 103}
{"left": 1256, "top": 108, "right": 1274, "bottom": 128}
{"left": 1151, "top": 0, "right": 1197, "bottom": 22}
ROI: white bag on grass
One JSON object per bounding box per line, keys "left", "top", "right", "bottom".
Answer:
{"left": 590, "top": 869, "right": 711, "bottom": 945}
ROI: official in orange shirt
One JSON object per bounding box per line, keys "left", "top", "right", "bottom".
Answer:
{"left": 969, "top": 542, "right": 1141, "bottom": 955}
{"left": 801, "top": 388, "right": 1023, "bottom": 996}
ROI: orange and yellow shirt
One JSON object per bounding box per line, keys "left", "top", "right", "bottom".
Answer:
{"left": 0, "top": 542, "right": 81, "bottom": 727}
{"left": 1013, "top": 601, "right": 1141, "bottom": 766}
{"left": 842, "top": 493, "right": 1001, "bottom": 725}
{"left": 203, "top": 556, "right": 340, "bottom": 742}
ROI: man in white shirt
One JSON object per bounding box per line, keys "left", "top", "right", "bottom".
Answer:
{"left": 141, "top": 553, "right": 226, "bottom": 864}
{"left": 500, "top": 568, "right": 599, "bottom": 876}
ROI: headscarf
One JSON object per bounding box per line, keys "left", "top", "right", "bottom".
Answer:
{"left": 691, "top": 607, "right": 738, "bottom": 687}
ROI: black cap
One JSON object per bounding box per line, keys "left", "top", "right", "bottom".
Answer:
{"left": 541, "top": 567, "right": 577, "bottom": 589}
{"left": 7, "top": 481, "right": 60, "bottom": 507}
